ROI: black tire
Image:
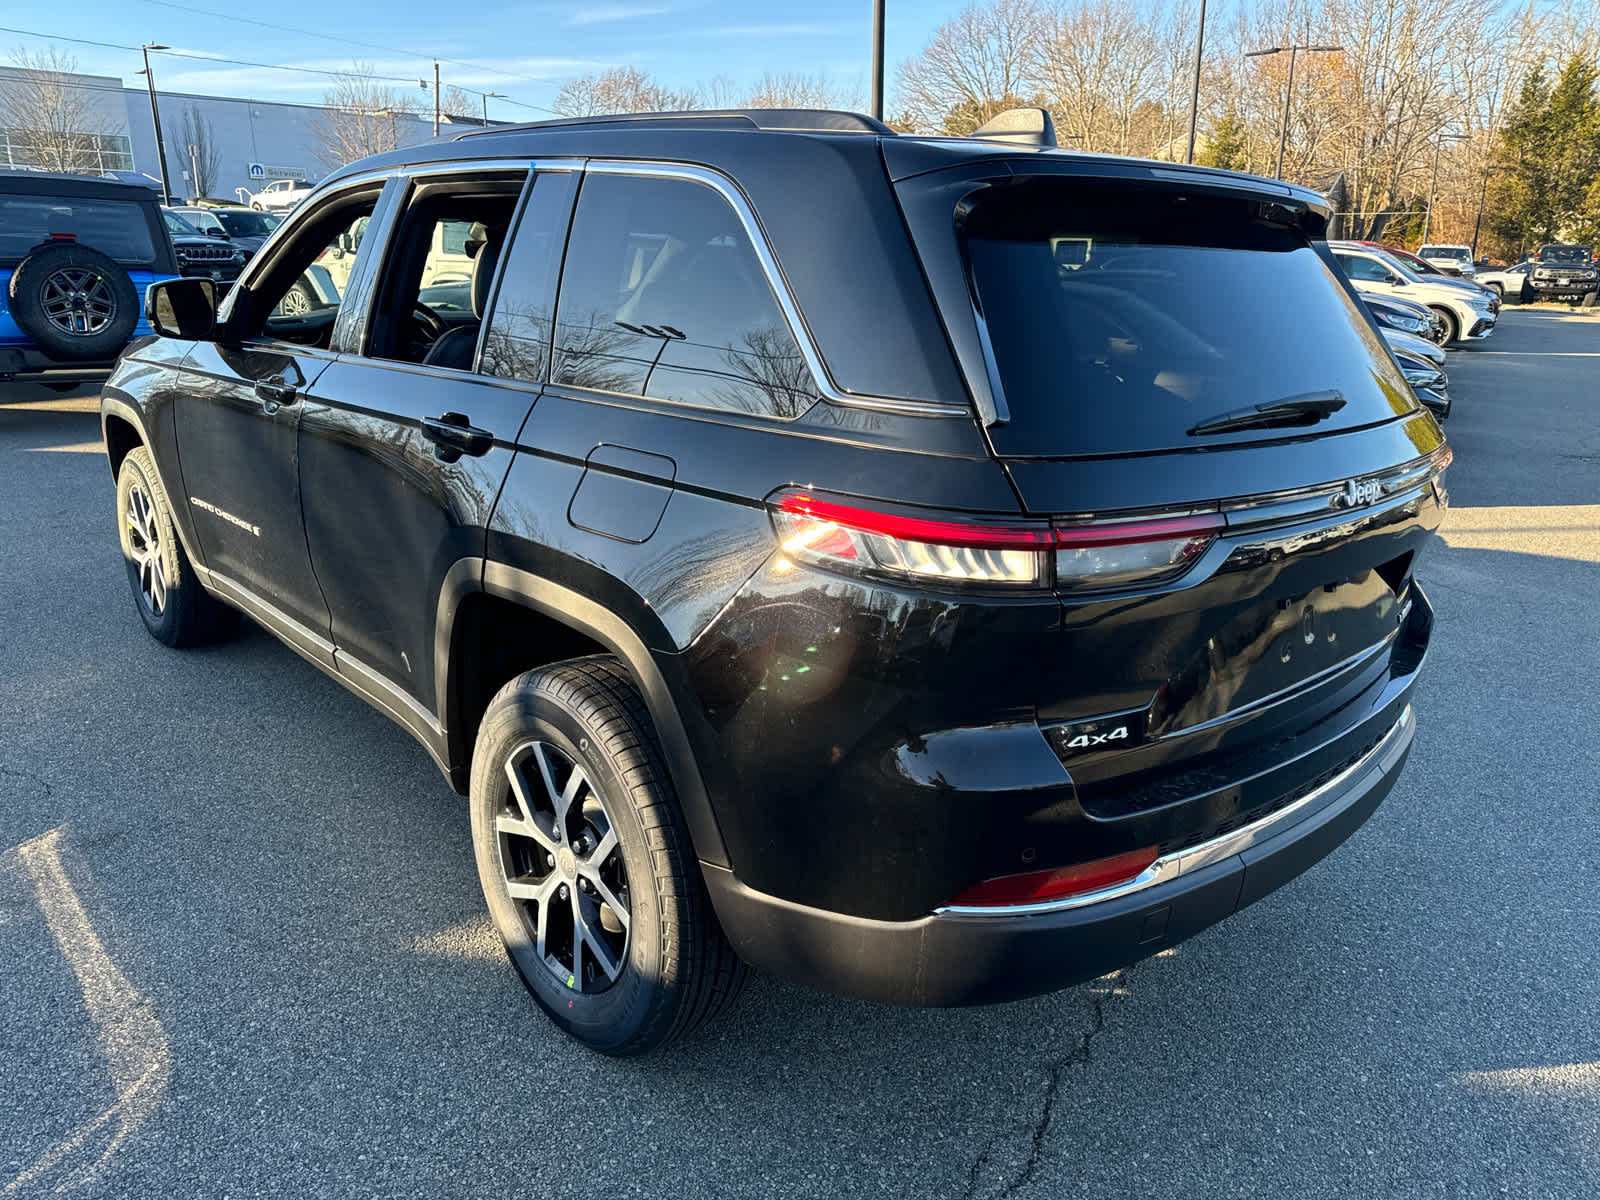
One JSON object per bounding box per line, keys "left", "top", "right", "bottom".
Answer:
{"left": 470, "top": 656, "right": 745, "bottom": 1056}
{"left": 1429, "top": 306, "right": 1459, "bottom": 345}
{"left": 1486, "top": 282, "right": 1503, "bottom": 300}
{"left": 8, "top": 243, "right": 139, "bottom": 361}
{"left": 250, "top": 201, "right": 264, "bottom": 211}
{"left": 115, "top": 446, "right": 239, "bottom": 648}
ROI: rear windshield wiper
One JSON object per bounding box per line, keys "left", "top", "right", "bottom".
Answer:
{"left": 1188, "top": 390, "right": 1346, "bottom": 436}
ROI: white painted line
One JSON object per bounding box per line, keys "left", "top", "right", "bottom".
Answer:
{"left": 3, "top": 829, "right": 170, "bottom": 1197}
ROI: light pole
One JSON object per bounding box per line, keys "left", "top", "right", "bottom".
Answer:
{"left": 1245, "top": 43, "right": 1341, "bottom": 180}
{"left": 481, "top": 91, "right": 505, "bottom": 126}
{"left": 1185, "top": 0, "right": 1207, "bottom": 164}
{"left": 870, "top": 0, "right": 885, "bottom": 120}
{"left": 139, "top": 43, "right": 173, "bottom": 204}
{"left": 1471, "top": 165, "right": 1514, "bottom": 260}
{"left": 1421, "top": 132, "right": 1466, "bottom": 244}
{"left": 432, "top": 61, "right": 441, "bottom": 137}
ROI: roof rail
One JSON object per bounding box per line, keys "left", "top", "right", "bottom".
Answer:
{"left": 455, "top": 108, "right": 894, "bottom": 141}
{"left": 970, "top": 107, "right": 1058, "bottom": 148}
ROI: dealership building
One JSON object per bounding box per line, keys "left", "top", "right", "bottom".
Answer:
{"left": 0, "top": 65, "right": 488, "bottom": 201}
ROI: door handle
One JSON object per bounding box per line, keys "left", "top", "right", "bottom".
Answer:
{"left": 421, "top": 412, "right": 495, "bottom": 461}
{"left": 255, "top": 376, "right": 298, "bottom": 409}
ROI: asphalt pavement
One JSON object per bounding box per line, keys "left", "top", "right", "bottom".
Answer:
{"left": 2, "top": 310, "right": 1597, "bottom": 1198}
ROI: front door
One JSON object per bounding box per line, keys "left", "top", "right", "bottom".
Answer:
{"left": 174, "top": 186, "right": 389, "bottom": 647}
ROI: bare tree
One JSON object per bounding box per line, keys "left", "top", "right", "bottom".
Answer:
{"left": 895, "top": 0, "right": 1046, "bottom": 132}
{"left": 553, "top": 67, "right": 697, "bottom": 116}
{"left": 743, "top": 72, "right": 857, "bottom": 110}
{"left": 440, "top": 84, "right": 479, "bottom": 122}
{"left": 311, "top": 63, "right": 423, "bottom": 169}
{"left": 178, "top": 105, "right": 221, "bottom": 197}
{"left": 0, "top": 46, "right": 106, "bottom": 172}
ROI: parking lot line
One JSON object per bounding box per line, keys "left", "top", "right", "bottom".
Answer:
{"left": 3, "top": 829, "right": 170, "bottom": 1197}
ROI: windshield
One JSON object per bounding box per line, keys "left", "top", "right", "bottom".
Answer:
{"left": 162, "top": 210, "right": 200, "bottom": 236}
{"left": 1539, "top": 245, "right": 1593, "bottom": 263}
{"left": 1420, "top": 246, "right": 1469, "bottom": 260}
{"left": 215, "top": 209, "right": 279, "bottom": 236}
{"left": 964, "top": 177, "right": 1416, "bottom": 458}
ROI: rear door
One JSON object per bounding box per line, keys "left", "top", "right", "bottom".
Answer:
{"left": 296, "top": 166, "right": 575, "bottom": 718}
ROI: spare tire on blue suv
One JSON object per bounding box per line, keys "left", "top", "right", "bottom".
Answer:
{"left": 9, "top": 242, "right": 139, "bottom": 361}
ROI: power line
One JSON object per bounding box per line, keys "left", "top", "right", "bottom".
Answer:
{"left": 0, "top": 23, "right": 559, "bottom": 115}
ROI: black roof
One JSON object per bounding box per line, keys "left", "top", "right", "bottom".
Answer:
{"left": 0, "top": 170, "right": 164, "bottom": 203}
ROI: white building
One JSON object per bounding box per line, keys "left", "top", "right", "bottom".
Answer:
{"left": 0, "top": 65, "right": 489, "bottom": 200}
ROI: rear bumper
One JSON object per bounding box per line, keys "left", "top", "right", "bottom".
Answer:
{"left": 706, "top": 702, "right": 1414, "bottom": 1006}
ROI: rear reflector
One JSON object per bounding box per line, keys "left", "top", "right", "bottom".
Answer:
{"left": 947, "top": 846, "right": 1160, "bottom": 908}
{"left": 771, "top": 491, "right": 1223, "bottom": 592}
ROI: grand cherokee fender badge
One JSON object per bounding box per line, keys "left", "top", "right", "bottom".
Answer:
{"left": 1047, "top": 710, "right": 1148, "bottom": 759}
{"left": 189, "top": 496, "right": 261, "bottom": 537}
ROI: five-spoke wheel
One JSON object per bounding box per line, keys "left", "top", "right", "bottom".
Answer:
{"left": 124, "top": 480, "right": 168, "bottom": 617}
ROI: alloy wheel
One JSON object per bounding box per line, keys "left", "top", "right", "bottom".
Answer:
{"left": 125, "top": 482, "right": 167, "bottom": 616}
{"left": 496, "top": 739, "right": 631, "bottom": 994}
{"left": 40, "top": 267, "right": 118, "bottom": 337}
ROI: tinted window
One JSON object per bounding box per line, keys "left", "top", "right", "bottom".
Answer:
{"left": 480, "top": 172, "right": 580, "bottom": 384}
{"left": 164, "top": 210, "right": 199, "bottom": 236}
{"left": 0, "top": 195, "right": 156, "bottom": 263}
{"left": 214, "top": 209, "right": 278, "bottom": 237}
{"left": 549, "top": 173, "right": 818, "bottom": 419}
{"left": 965, "top": 177, "right": 1415, "bottom": 458}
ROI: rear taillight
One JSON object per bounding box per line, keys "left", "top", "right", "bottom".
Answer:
{"left": 770, "top": 492, "right": 1223, "bottom": 592}
{"left": 947, "top": 846, "right": 1159, "bottom": 908}
{"left": 1053, "top": 513, "right": 1224, "bottom": 592}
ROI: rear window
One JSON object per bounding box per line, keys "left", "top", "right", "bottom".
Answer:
{"left": 963, "top": 177, "right": 1416, "bottom": 457}
{"left": 1420, "top": 245, "right": 1468, "bottom": 260}
{"left": 0, "top": 194, "right": 156, "bottom": 264}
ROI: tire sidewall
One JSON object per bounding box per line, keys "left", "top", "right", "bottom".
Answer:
{"left": 470, "top": 683, "right": 674, "bottom": 1053}
{"left": 9, "top": 244, "right": 139, "bottom": 361}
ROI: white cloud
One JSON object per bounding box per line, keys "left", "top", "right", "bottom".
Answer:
{"left": 568, "top": 4, "right": 671, "bottom": 24}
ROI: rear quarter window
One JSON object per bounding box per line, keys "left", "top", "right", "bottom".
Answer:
{"left": 0, "top": 194, "right": 157, "bottom": 264}
{"left": 963, "top": 177, "right": 1416, "bottom": 457}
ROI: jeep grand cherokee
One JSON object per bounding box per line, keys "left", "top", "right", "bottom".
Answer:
{"left": 102, "top": 108, "right": 1446, "bottom": 1055}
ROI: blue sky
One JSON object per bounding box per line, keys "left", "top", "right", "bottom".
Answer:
{"left": 2, "top": 0, "right": 970, "bottom": 116}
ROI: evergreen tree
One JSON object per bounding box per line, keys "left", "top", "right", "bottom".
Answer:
{"left": 1491, "top": 57, "right": 1600, "bottom": 245}
{"left": 1197, "top": 104, "right": 1248, "bottom": 172}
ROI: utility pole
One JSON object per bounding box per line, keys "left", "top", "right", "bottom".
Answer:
{"left": 1185, "top": 0, "right": 1207, "bottom": 164}
{"left": 1421, "top": 132, "right": 1466, "bottom": 244}
{"left": 433, "top": 60, "right": 441, "bottom": 137}
{"left": 139, "top": 44, "right": 173, "bottom": 204}
{"left": 870, "top": 0, "right": 885, "bottom": 120}
{"left": 1245, "top": 43, "right": 1341, "bottom": 180}
{"left": 482, "top": 91, "right": 505, "bottom": 126}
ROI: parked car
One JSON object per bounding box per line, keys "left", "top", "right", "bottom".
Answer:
{"left": 1331, "top": 241, "right": 1497, "bottom": 344}
{"left": 103, "top": 108, "right": 1446, "bottom": 1055}
{"left": 171, "top": 204, "right": 281, "bottom": 256}
{"left": 1415, "top": 243, "right": 1476, "bottom": 279}
{"left": 1359, "top": 291, "right": 1444, "bottom": 342}
{"left": 1382, "top": 245, "right": 1500, "bottom": 302}
{"left": 245, "top": 178, "right": 313, "bottom": 212}
{"left": 161, "top": 208, "right": 247, "bottom": 292}
{"left": 1475, "top": 260, "right": 1533, "bottom": 304}
{"left": 1390, "top": 346, "right": 1449, "bottom": 420}
{"left": 1, "top": 170, "right": 178, "bottom": 388}
{"left": 1527, "top": 244, "right": 1599, "bottom": 303}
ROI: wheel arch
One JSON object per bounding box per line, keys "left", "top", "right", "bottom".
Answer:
{"left": 439, "top": 558, "right": 729, "bottom": 868}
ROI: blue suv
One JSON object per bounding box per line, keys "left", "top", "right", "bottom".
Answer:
{"left": 2, "top": 172, "right": 179, "bottom": 388}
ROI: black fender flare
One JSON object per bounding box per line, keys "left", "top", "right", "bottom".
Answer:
{"left": 438, "top": 558, "right": 730, "bottom": 868}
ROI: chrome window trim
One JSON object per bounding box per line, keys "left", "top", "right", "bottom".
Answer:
{"left": 583, "top": 159, "right": 972, "bottom": 419}
{"left": 938, "top": 703, "right": 1413, "bottom": 918}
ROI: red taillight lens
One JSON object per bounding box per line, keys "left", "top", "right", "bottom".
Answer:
{"left": 773, "top": 491, "right": 1053, "bottom": 587}
{"left": 770, "top": 492, "right": 1223, "bottom": 592}
{"left": 947, "top": 847, "right": 1160, "bottom": 908}
{"left": 1053, "top": 512, "right": 1224, "bottom": 592}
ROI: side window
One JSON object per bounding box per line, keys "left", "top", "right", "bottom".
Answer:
{"left": 549, "top": 172, "right": 820, "bottom": 419}
{"left": 480, "top": 171, "right": 580, "bottom": 384}
{"left": 268, "top": 210, "right": 373, "bottom": 321}
{"left": 1338, "top": 254, "right": 1386, "bottom": 284}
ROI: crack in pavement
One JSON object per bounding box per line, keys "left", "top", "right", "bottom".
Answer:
{"left": 964, "top": 968, "right": 1133, "bottom": 1200}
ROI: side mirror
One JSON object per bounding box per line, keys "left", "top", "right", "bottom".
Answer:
{"left": 146, "top": 278, "right": 217, "bottom": 340}
{"left": 1388, "top": 274, "right": 1407, "bottom": 286}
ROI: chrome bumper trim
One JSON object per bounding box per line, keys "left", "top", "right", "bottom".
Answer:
{"left": 939, "top": 704, "right": 1414, "bottom": 918}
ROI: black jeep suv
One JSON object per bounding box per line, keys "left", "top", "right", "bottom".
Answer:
{"left": 1527, "top": 243, "right": 1598, "bottom": 302}
{"left": 104, "top": 109, "right": 1446, "bottom": 1055}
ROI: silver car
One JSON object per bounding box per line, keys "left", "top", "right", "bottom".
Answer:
{"left": 1476, "top": 261, "right": 1533, "bottom": 304}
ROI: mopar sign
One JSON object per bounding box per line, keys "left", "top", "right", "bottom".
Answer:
{"left": 248, "top": 162, "right": 265, "bottom": 179}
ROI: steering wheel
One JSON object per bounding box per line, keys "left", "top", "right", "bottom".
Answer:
{"left": 413, "top": 302, "right": 449, "bottom": 340}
